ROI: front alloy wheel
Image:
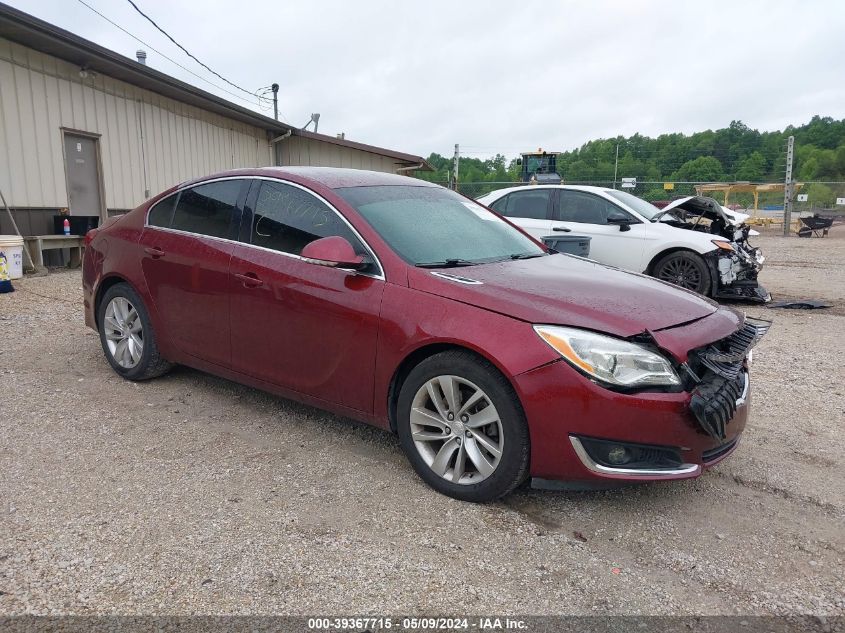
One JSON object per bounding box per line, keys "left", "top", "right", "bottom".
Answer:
{"left": 410, "top": 375, "right": 504, "bottom": 484}
{"left": 397, "top": 350, "right": 530, "bottom": 502}
{"left": 653, "top": 251, "right": 712, "bottom": 296}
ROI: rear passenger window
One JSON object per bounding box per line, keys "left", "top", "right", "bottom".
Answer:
{"left": 489, "top": 195, "right": 509, "bottom": 214}
{"left": 147, "top": 195, "right": 176, "bottom": 227}
{"left": 502, "top": 189, "right": 552, "bottom": 220}
{"left": 251, "top": 181, "right": 367, "bottom": 258}
{"left": 171, "top": 180, "right": 241, "bottom": 238}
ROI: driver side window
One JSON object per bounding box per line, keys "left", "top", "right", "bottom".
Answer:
{"left": 559, "top": 191, "right": 633, "bottom": 225}
{"left": 250, "top": 181, "right": 367, "bottom": 259}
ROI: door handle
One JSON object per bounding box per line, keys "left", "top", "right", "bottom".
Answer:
{"left": 552, "top": 226, "right": 571, "bottom": 232}
{"left": 234, "top": 272, "right": 264, "bottom": 288}
{"left": 144, "top": 246, "right": 165, "bottom": 258}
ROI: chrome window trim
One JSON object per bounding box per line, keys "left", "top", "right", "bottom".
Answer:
{"left": 146, "top": 191, "right": 180, "bottom": 229}
{"left": 143, "top": 175, "right": 385, "bottom": 281}
{"left": 569, "top": 436, "right": 701, "bottom": 477}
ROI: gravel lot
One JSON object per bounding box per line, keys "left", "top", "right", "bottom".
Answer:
{"left": 1, "top": 229, "right": 844, "bottom": 616}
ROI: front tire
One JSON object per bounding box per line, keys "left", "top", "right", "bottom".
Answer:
{"left": 652, "top": 250, "right": 712, "bottom": 296}
{"left": 97, "top": 282, "right": 172, "bottom": 381}
{"left": 396, "top": 350, "right": 530, "bottom": 502}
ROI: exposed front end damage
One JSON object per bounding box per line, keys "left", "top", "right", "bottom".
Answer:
{"left": 658, "top": 196, "right": 771, "bottom": 303}
{"left": 705, "top": 242, "right": 770, "bottom": 303}
{"left": 682, "top": 316, "right": 771, "bottom": 440}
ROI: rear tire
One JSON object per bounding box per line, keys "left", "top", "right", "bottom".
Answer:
{"left": 652, "top": 250, "right": 712, "bottom": 296}
{"left": 97, "top": 282, "right": 172, "bottom": 381}
{"left": 396, "top": 350, "right": 530, "bottom": 502}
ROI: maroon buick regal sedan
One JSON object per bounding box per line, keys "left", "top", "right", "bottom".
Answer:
{"left": 82, "top": 167, "right": 768, "bottom": 502}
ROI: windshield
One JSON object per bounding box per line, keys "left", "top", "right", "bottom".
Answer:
{"left": 605, "top": 189, "right": 663, "bottom": 220}
{"left": 335, "top": 185, "right": 544, "bottom": 266}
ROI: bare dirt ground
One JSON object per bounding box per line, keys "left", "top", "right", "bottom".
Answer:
{"left": 0, "top": 229, "right": 843, "bottom": 616}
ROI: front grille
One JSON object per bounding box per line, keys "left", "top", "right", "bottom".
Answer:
{"left": 702, "top": 437, "right": 739, "bottom": 463}
{"left": 696, "top": 317, "right": 771, "bottom": 380}
{"left": 689, "top": 371, "right": 747, "bottom": 440}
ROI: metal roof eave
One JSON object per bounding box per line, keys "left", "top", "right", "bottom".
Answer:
{"left": 0, "top": 2, "right": 294, "bottom": 133}
{"left": 0, "top": 2, "right": 431, "bottom": 170}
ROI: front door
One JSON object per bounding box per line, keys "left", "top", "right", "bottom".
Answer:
{"left": 229, "top": 179, "right": 385, "bottom": 413}
{"left": 63, "top": 133, "right": 103, "bottom": 218}
{"left": 139, "top": 178, "right": 247, "bottom": 368}
{"left": 555, "top": 189, "right": 647, "bottom": 270}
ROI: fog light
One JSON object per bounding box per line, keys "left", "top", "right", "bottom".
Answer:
{"left": 606, "top": 445, "right": 629, "bottom": 465}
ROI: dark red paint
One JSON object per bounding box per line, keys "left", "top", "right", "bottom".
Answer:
{"left": 83, "top": 167, "right": 752, "bottom": 487}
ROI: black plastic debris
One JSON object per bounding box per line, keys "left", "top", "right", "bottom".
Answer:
{"left": 767, "top": 299, "right": 832, "bottom": 310}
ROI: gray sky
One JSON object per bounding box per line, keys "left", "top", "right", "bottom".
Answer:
{"left": 11, "top": 0, "right": 845, "bottom": 159}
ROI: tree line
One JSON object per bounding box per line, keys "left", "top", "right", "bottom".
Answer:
{"left": 419, "top": 116, "right": 845, "bottom": 204}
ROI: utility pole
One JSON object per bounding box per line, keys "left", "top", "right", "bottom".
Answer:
{"left": 783, "top": 135, "right": 794, "bottom": 237}
{"left": 613, "top": 143, "right": 619, "bottom": 189}
{"left": 453, "top": 144, "right": 460, "bottom": 191}
{"left": 271, "top": 83, "right": 279, "bottom": 121}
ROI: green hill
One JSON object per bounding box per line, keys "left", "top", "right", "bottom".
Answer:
{"left": 421, "top": 116, "right": 845, "bottom": 204}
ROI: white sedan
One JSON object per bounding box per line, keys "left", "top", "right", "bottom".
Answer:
{"left": 476, "top": 185, "right": 769, "bottom": 302}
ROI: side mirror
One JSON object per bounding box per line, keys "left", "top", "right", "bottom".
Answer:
{"left": 607, "top": 217, "right": 632, "bottom": 232}
{"left": 300, "top": 236, "right": 366, "bottom": 270}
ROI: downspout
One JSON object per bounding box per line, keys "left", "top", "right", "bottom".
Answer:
{"left": 269, "top": 129, "right": 293, "bottom": 166}
{"left": 396, "top": 162, "right": 424, "bottom": 174}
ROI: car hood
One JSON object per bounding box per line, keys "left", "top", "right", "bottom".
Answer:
{"left": 659, "top": 196, "right": 746, "bottom": 226}
{"left": 408, "top": 254, "right": 718, "bottom": 338}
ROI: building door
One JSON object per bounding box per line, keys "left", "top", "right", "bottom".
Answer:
{"left": 63, "top": 133, "right": 104, "bottom": 218}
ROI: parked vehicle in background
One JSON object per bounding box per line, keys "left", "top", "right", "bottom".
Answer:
{"left": 517, "top": 149, "right": 562, "bottom": 184}
{"left": 83, "top": 168, "right": 767, "bottom": 502}
{"left": 476, "top": 185, "right": 769, "bottom": 302}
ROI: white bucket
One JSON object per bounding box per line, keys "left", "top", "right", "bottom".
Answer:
{"left": 0, "top": 235, "right": 24, "bottom": 280}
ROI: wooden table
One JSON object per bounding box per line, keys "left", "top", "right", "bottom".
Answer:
{"left": 24, "top": 235, "right": 86, "bottom": 270}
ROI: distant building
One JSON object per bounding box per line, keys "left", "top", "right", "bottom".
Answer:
{"left": 0, "top": 2, "right": 431, "bottom": 235}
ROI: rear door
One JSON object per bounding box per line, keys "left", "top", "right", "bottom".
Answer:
{"left": 228, "top": 178, "right": 385, "bottom": 413}
{"left": 489, "top": 189, "right": 555, "bottom": 242}
{"left": 555, "top": 190, "right": 646, "bottom": 270}
{"left": 139, "top": 178, "right": 248, "bottom": 368}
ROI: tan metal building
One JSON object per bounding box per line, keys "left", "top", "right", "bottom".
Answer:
{"left": 0, "top": 2, "right": 430, "bottom": 236}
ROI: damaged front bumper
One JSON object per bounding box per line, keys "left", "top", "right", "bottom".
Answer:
{"left": 707, "top": 246, "right": 770, "bottom": 303}
{"left": 522, "top": 313, "right": 770, "bottom": 489}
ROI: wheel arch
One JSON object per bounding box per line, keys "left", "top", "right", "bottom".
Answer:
{"left": 93, "top": 274, "right": 138, "bottom": 329}
{"left": 386, "top": 342, "right": 520, "bottom": 434}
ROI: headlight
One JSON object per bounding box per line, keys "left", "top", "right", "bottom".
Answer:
{"left": 534, "top": 325, "right": 681, "bottom": 388}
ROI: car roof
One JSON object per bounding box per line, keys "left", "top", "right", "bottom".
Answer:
{"left": 178, "top": 166, "right": 440, "bottom": 191}
{"left": 480, "top": 184, "right": 614, "bottom": 198}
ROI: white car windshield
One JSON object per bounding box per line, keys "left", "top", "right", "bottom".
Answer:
{"left": 605, "top": 190, "right": 663, "bottom": 221}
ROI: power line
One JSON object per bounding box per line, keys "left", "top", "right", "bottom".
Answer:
{"left": 124, "top": 0, "right": 263, "bottom": 100}
{"left": 73, "top": 0, "right": 271, "bottom": 111}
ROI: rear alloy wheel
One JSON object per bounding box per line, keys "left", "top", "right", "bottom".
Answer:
{"left": 397, "top": 350, "right": 529, "bottom": 502}
{"left": 103, "top": 296, "right": 144, "bottom": 369}
{"left": 653, "top": 251, "right": 712, "bottom": 296}
{"left": 98, "top": 282, "right": 172, "bottom": 381}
